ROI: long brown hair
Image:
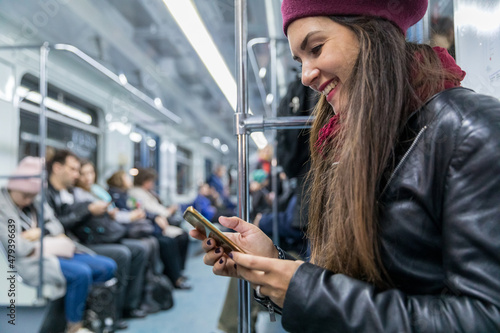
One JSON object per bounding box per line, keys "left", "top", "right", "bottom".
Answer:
{"left": 307, "top": 16, "right": 457, "bottom": 287}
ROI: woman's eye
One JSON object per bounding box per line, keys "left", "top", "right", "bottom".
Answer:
{"left": 311, "top": 44, "right": 323, "bottom": 55}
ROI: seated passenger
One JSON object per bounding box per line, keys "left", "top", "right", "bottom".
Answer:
{"left": 207, "top": 165, "right": 236, "bottom": 211}
{"left": 181, "top": 183, "right": 218, "bottom": 222}
{"left": 76, "top": 161, "right": 172, "bottom": 310}
{"left": 254, "top": 195, "right": 309, "bottom": 260}
{"left": 46, "top": 150, "right": 149, "bottom": 322}
{"left": 127, "top": 168, "right": 191, "bottom": 286}
{"left": 0, "top": 157, "right": 116, "bottom": 333}
{"left": 107, "top": 170, "right": 191, "bottom": 289}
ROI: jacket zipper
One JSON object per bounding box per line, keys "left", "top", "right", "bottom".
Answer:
{"left": 265, "top": 300, "right": 276, "bottom": 322}
{"left": 380, "top": 125, "right": 428, "bottom": 197}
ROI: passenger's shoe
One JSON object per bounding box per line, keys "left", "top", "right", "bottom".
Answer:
{"left": 174, "top": 279, "right": 192, "bottom": 290}
{"left": 123, "top": 308, "right": 147, "bottom": 319}
{"left": 114, "top": 319, "right": 129, "bottom": 330}
{"left": 141, "top": 299, "right": 161, "bottom": 314}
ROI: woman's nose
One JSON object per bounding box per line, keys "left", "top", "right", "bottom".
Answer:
{"left": 301, "top": 63, "right": 319, "bottom": 89}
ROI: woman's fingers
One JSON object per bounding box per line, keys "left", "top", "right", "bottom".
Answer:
{"left": 230, "top": 252, "right": 274, "bottom": 272}
{"left": 188, "top": 229, "right": 205, "bottom": 241}
{"left": 203, "top": 244, "right": 224, "bottom": 266}
{"left": 219, "top": 216, "right": 258, "bottom": 235}
{"left": 213, "top": 255, "right": 238, "bottom": 277}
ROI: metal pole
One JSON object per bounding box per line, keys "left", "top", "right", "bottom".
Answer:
{"left": 244, "top": 116, "right": 314, "bottom": 131}
{"left": 235, "top": 0, "right": 251, "bottom": 332}
{"left": 270, "top": 38, "right": 280, "bottom": 246}
{"left": 247, "top": 38, "right": 271, "bottom": 115}
{"left": 37, "top": 42, "right": 50, "bottom": 300}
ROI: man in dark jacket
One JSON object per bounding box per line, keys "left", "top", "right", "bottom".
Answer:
{"left": 46, "top": 149, "right": 148, "bottom": 324}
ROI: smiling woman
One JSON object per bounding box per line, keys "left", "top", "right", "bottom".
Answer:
{"left": 288, "top": 17, "right": 359, "bottom": 113}
{"left": 193, "top": 0, "right": 500, "bottom": 332}
{"left": 0, "top": 0, "right": 499, "bottom": 332}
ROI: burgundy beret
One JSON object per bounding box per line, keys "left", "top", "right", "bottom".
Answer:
{"left": 281, "top": 0, "right": 428, "bottom": 36}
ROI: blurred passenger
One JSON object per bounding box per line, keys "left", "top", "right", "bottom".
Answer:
{"left": 75, "top": 161, "right": 170, "bottom": 312}
{"left": 128, "top": 168, "right": 190, "bottom": 279}
{"left": 0, "top": 157, "right": 116, "bottom": 333}
{"left": 46, "top": 150, "right": 148, "bottom": 322}
{"left": 255, "top": 144, "right": 273, "bottom": 175}
{"left": 249, "top": 169, "right": 272, "bottom": 221}
{"left": 254, "top": 195, "right": 309, "bottom": 259}
{"left": 107, "top": 170, "right": 191, "bottom": 289}
{"left": 431, "top": 16, "right": 455, "bottom": 59}
{"left": 207, "top": 164, "right": 236, "bottom": 211}
{"left": 181, "top": 182, "right": 218, "bottom": 222}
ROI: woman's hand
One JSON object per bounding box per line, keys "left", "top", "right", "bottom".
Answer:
{"left": 88, "top": 201, "right": 110, "bottom": 216}
{"left": 130, "top": 209, "right": 146, "bottom": 221}
{"left": 189, "top": 216, "right": 278, "bottom": 277}
{"left": 22, "top": 228, "right": 41, "bottom": 241}
{"left": 231, "top": 252, "right": 304, "bottom": 308}
{"left": 154, "top": 215, "right": 169, "bottom": 230}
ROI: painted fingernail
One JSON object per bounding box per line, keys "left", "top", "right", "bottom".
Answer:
{"left": 207, "top": 239, "right": 211, "bottom": 246}
{"left": 215, "top": 247, "right": 221, "bottom": 254}
{"left": 228, "top": 252, "right": 233, "bottom": 259}
{"left": 219, "top": 258, "right": 224, "bottom": 264}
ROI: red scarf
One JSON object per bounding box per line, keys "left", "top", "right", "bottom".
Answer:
{"left": 314, "top": 47, "right": 465, "bottom": 154}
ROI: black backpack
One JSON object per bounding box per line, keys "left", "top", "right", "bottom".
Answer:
{"left": 145, "top": 272, "right": 175, "bottom": 311}
{"left": 84, "top": 277, "right": 118, "bottom": 333}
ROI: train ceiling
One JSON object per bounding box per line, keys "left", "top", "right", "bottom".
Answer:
{"left": 0, "top": 0, "right": 300, "bottom": 154}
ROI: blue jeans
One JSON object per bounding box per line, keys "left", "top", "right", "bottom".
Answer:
{"left": 58, "top": 253, "right": 116, "bottom": 323}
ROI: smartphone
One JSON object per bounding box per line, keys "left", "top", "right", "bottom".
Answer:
{"left": 183, "top": 206, "right": 246, "bottom": 253}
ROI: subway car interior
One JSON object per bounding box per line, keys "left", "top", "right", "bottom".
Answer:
{"left": 0, "top": 0, "right": 499, "bottom": 332}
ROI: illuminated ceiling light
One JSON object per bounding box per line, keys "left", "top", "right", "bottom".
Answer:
{"left": 44, "top": 98, "right": 93, "bottom": 124}
{"left": 129, "top": 132, "right": 143, "bottom": 143}
{"left": 212, "top": 138, "right": 221, "bottom": 147}
{"left": 163, "top": 0, "right": 237, "bottom": 111}
{"left": 168, "top": 143, "right": 177, "bottom": 153}
{"left": 147, "top": 138, "right": 157, "bottom": 148}
{"left": 15, "top": 86, "right": 30, "bottom": 99}
{"left": 129, "top": 168, "right": 139, "bottom": 176}
{"left": 26, "top": 91, "right": 43, "bottom": 104}
{"left": 250, "top": 132, "right": 268, "bottom": 149}
{"left": 118, "top": 73, "right": 128, "bottom": 85}
{"left": 163, "top": 0, "right": 263, "bottom": 147}
{"left": 154, "top": 97, "right": 163, "bottom": 108}
{"left": 266, "top": 93, "right": 274, "bottom": 105}
{"left": 221, "top": 144, "right": 229, "bottom": 153}
{"left": 259, "top": 67, "right": 267, "bottom": 79}
{"left": 108, "top": 122, "right": 132, "bottom": 135}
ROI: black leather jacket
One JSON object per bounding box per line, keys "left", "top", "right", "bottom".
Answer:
{"left": 46, "top": 182, "right": 92, "bottom": 231}
{"left": 281, "top": 88, "right": 500, "bottom": 332}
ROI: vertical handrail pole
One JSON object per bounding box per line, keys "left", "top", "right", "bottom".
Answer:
{"left": 235, "top": 0, "right": 251, "bottom": 332}
{"left": 270, "top": 39, "right": 280, "bottom": 246}
{"left": 37, "top": 42, "right": 50, "bottom": 299}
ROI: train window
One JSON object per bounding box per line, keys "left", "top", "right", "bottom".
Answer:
{"left": 429, "top": 0, "right": 455, "bottom": 59}
{"left": 176, "top": 146, "right": 192, "bottom": 195}
{"left": 20, "top": 74, "right": 99, "bottom": 126}
{"left": 19, "top": 110, "right": 99, "bottom": 164}
{"left": 132, "top": 126, "right": 159, "bottom": 171}
{"left": 18, "top": 74, "right": 101, "bottom": 164}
